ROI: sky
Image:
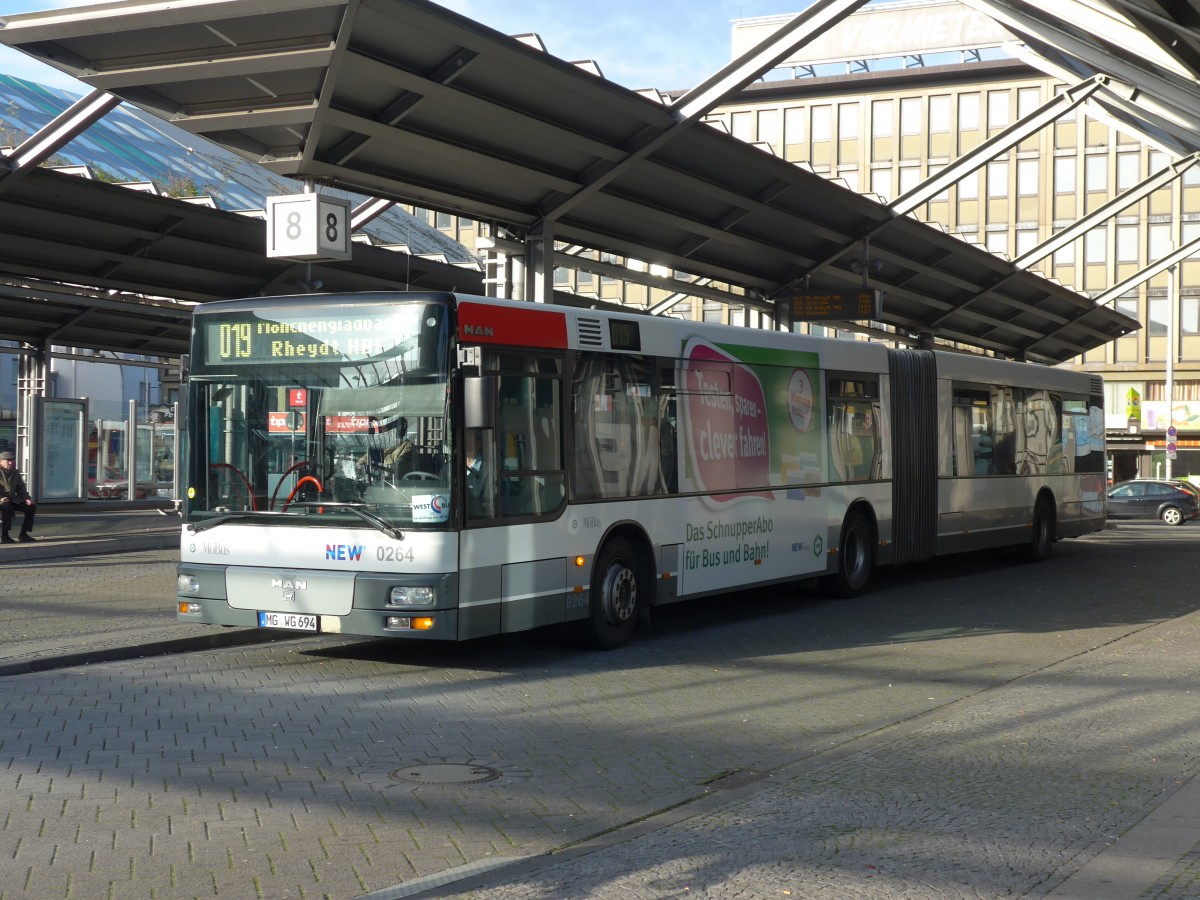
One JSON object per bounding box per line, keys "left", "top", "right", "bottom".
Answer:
{"left": 0, "top": 0, "right": 810, "bottom": 94}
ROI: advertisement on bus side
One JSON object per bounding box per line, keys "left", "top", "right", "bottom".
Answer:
{"left": 677, "top": 337, "right": 829, "bottom": 593}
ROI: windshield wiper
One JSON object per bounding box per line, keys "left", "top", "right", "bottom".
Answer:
{"left": 185, "top": 510, "right": 295, "bottom": 534}
{"left": 286, "top": 502, "right": 406, "bottom": 541}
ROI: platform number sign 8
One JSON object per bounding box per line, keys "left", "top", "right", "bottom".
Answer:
{"left": 266, "top": 193, "right": 352, "bottom": 261}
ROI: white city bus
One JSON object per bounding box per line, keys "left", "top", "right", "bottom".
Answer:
{"left": 176, "top": 291, "right": 1106, "bottom": 649}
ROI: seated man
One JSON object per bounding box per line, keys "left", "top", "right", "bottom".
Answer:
{"left": 464, "top": 430, "right": 494, "bottom": 517}
{"left": 0, "top": 450, "right": 36, "bottom": 543}
{"left": 357, "top": 417, "right": 414, "bottom": 479}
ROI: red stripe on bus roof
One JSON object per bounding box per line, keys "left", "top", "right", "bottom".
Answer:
{"left": 457, "top": 301, "right": 568, "bottom": 349}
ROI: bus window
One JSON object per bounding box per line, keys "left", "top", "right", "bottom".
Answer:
{"left": 829, "top": 403, "right": 880, "bottom": 482}
{"left": 952, "top": 388, "right": 994, "bottom": 476}
{"left": 991, "top": 387, "right": 1016, "bottom": 475}
{"left": 828, "top": 377, "right": 881, "bottom": 483}
{"left": 464, "top": 427, "right": 496, "bottom": 519}
{"left": 481, "top": 352, "right": 564, "bottom": 519}
{"left": 572, "top": 354, "right": 664, "bottom": 500}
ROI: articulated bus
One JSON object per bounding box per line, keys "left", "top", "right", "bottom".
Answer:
{"left": 177, "top": 291, "right": 1106, "bottom": 649}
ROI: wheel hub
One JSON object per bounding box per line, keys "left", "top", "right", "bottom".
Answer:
{"left": 601, "top": 565, "right": 637, "bottom": 625}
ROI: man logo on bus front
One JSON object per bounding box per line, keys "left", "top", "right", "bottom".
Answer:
{"left": 271, "top": 577, "right": 307, "bottom": 602}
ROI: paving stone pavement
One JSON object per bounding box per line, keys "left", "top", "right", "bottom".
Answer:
{"left": 1, "top": 515, "right": 1200, "bottom": 899}
{"left": 438, "top": 609, "right": 1200, "bottom": 900}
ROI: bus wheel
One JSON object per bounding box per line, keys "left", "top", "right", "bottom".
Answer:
{"left": 584, "top": 538, "right": 641, "bottom": 650}
{"left": 1022, "top": 498, "right": 1055, "bottom": 561}
{"left": 825, "top": 510, "right": 874, "bottom": 599}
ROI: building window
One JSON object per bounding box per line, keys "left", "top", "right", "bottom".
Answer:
{"left": 757, "top": 108, "right": 779, "bottom": 150}
{"left": 1149, "top": 223, "right": 1172, "bottom": 259}
{"left": 1085, "top": 228, "right": 1107, "bottom": 264}
{"left": 929, "top": 95, "right": 950, "bottom": 133}
{"left": 987, "top": 161, "right": 1009, "bottom": 198}
{"left": 1117, "top": 153, "right": 1140, "bottom": 191}
{"left": 731, "top": 111, "right": 753, "bottom": 143}
{"left": 1055, "top": 239, "right": 1076, "bottom": 265}
{"left": 838, "top": 103, "right": 859, "bottom": 140}
{"left": 1055, "top": 157, "right": 1076, "bottom": 193}
{"left": 1017, "top": 87, "right": 1040, "bottom": 120}
{"left": 958, "top": 93, "right": 980, "bottom": 130}
{"left": 784, "top": 106, "right": 805, "bottom": 159}
{"left": 1116, "top": 225, "right": 1139, "bottom": 263}
{"left": 1085, "top": 155, "right": 1108, "bottom": 192}
{"left": 871, "top": 100, "right": 893, "bottom": 137}
{"left": 987, "top": 90, "right": 1010, "bottom": 129}
{"left": 1149, "top": 297, "right": 1168, "bottom": 335}
{"left": 1016, "top": 227, "right": 1038, "bottom": 257}
{"left": 1183, "top": 297, "right": 1200, "bottom": 334}
{"left": 986, "top": 230, "right": 1009, "bottom": 256}
{"left": 871, "top": 168, "right": 893, "bottom": 202}
{"left": 1017, "top": 159, "right": 1038, "bottom": 196}
{"left": 958, "top": 169, "right": 979, "bottom": 200}
{"left": 900, "top": 97, "right": 921, "bottom": 135}
{"left": 812, "top": 105, "right": 831, "bottom": 141}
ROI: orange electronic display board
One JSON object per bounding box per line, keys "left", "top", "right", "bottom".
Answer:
{"left": 792, "top": 290, "right": 881, "bottom": 321}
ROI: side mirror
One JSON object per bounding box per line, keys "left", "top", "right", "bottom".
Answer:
{"left": 463, "top": 375, "right": 494, "bottom": 429}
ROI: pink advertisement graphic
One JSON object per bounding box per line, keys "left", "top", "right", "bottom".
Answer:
{"left": 681, "top": 338, "right": 771, "bottom": 500}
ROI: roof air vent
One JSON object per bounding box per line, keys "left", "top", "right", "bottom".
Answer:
{"left": 577, "top": 317, "right": 604, "bottom": 348}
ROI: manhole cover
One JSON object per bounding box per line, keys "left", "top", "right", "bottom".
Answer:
{"left": 390, "top": 763, "right": 501, "bottom": 785}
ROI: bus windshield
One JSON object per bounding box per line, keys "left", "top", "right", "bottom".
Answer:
{"left": 185, "top": 297, "right": 453, "bottom": 530}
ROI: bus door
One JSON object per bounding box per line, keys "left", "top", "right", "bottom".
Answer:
{"left": 464, "top": 351, "right": 565, "bottom": 521}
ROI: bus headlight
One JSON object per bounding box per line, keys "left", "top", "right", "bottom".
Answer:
{"left": 384, "top": 616, "right": 435, "bottom": 631}
{"left": 389, "top": 585, "right": 436, "bottom": 607}
{"left": 178, "top": 574, "right": 200, "bottom": 595}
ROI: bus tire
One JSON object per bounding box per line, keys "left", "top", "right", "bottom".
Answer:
{"left": 825, "top": 510, "right": 874, "bottom": 599}
{"left": 1022, "top": 497, "right": 1055, "bottom": 561}
{"left": 583, "top": 537, "right": 642, "bottom": 650}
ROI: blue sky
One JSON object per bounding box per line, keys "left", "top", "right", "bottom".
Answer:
{"left": 0, "top": 0, "right": 807, "bottom": 94}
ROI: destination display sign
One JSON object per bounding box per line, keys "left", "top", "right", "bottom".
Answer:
{"left": 792, "top": 290, "right": 881, "bottom": 321}
{"left": 199, "top": 306, "right": 427, "bottom": 366}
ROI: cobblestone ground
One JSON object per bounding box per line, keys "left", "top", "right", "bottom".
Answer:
{"left": 461, "top": 613, "right": 1200, "bottom": 899}
{"left": 0, "top": 533, "right": 1197, "bottom": 898}
{"left": 0, "top": 550, "right": 177, "bottom": 644}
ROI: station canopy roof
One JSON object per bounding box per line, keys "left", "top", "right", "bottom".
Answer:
{"left": 0, "top": 0, "right": 1164, "bottom": 364}
{"left": 0, "top": 165, "right": 482, "bottom": 357}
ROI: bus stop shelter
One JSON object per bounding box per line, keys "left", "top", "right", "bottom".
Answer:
{"left": 7, "top": 0, "right": 1194, "bottom": 493}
